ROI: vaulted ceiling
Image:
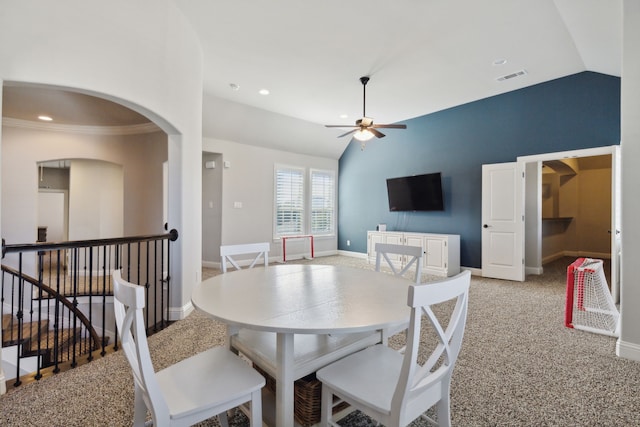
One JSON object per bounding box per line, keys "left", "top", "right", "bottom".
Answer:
{"left": 2, "top": 0, "right": 622, "bottom": 159}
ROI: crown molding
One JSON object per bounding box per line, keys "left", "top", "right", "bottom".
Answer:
{"left": 2, "top": 117, "right": 162, "bottom": 135}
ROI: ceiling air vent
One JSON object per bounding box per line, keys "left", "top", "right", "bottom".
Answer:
{"left": 496, "top": 69, "right": 528, "bottom": 82}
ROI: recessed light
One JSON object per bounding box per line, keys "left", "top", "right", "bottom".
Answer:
{"left": 340, "top": 114, "right": 348, "bottom": 119}
{"left": 38, "top": 115, "right": 53, "bottom": 121}
{"left": 259, "top": 89, "right": 270, "bottom": 96}
{"left": 493, "top": 58, "right": 507, "bottom": 66}
{"left": 229, "top": 83, "right": 240, "bottom": 91}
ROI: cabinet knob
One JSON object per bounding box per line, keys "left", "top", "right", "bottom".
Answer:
{"left": 483, "top": 224, "right": 490, "bottom": 228}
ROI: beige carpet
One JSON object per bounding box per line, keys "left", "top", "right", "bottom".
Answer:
{"left": 1, "top": 256, "right": 638, "bottom": 426}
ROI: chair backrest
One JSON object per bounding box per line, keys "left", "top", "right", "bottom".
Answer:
{"left": 113, "top": 270, "right": 170, "bottom": 421}
{"left": 375, "top": 242, "right": 423, "bottom": 283}
{"left": 392, "top": 270, "right": 471, "bottom": 423}
{"left": 220, "top": 242, "right": 270, "bottom": 273}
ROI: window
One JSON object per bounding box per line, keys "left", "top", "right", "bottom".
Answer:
{"left": 310, "top": 169, "right": 335, "bottom": 235}
{"left": 275, "top": 166, "right": 305, "bottom": 236}
{"left": 274, "top": 165, "right": 336, "bottom": 238}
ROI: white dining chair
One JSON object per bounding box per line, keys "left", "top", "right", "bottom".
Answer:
{"left": 316, "top": 270, "right": 471, "bottom": 427}
{"left": 113, "top": 270, "right": 265, "bottom": 427}
{"left": 375, "top": 242, "right": 423, "bottom": 283}
{"left": 220, "top": 242, "right": 270, "bottom": 273}
{"left": 375, "top": 242, "right": 424, "bottom": 344}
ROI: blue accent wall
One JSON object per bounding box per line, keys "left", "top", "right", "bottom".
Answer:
{"left": 338, "top": 71, "right": 620, "bottom": 268}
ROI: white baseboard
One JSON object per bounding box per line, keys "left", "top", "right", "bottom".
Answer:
{"left": 526, "top": 265, "right": 544, "bottom": 275}
{"left": 337, "top": 250, "right": 367, "bottom": 259}
{"left": 542, "top": 250, "right": 611, "bottom": 265}
{"left": 462, "top": 266, "right": 482, "bottom": 277}
{"left": 169, "top": 301, "right": 194, "bottom": 321}
{"left": 616, "top": 339, "right": 640, "bottom": 362}
{"left": 202, "top": 260, "right": 219, "bottom": 269}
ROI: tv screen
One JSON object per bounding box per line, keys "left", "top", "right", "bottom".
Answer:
{"left": 386, "top": 172, "right": 444, "bottom": 211}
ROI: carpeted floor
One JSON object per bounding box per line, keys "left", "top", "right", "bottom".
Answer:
{"left": 1, "top": 256, "right": 638, "bottom": 426}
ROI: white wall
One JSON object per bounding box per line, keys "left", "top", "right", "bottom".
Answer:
{"left": 69, "top": 159, "right": 123, "bottom": 240}
{"left": 618, "top": 0, "right": 640, "bottom": 361}
{"left": 1, "top": 126, "right": 166, "bottom": 244}
{"left": 202, "top": 152, "right": 223, "bottom": 263}
{"left": 203, "top": 138, "right": 339, "bottom": 262}
{"left": 0, "top": 0, "right": 203, "bottom": 325}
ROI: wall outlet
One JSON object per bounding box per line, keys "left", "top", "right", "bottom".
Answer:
{"left": 346, "top": 240, "right": 351, "bottom": 246}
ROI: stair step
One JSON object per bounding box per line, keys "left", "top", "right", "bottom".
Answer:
{"left": 2, "top": 313, "right": 13, "bottom": 332}
{"left": 2, "top": 319, "right": 49, "bottom": 347}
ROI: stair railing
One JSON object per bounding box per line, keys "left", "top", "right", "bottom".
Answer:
{"left": 1, "top": 229, "right": 178, "bottom": 388}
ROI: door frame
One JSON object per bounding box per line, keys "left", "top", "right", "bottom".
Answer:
{"left": 517, "top": 145, "right": 620, "bottom": 296}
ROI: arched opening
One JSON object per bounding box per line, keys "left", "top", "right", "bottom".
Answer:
{"left": 2, "top": 83, "right": 170, "bottom": 276}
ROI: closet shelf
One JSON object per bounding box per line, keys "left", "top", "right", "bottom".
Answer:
{"left": 542, "top": 217, "right": 573, "bottom": 222}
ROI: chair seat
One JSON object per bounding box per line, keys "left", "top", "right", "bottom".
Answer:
{"left": 316, "top": 344, "right": 405, "bottom": 414}
{"left": 317, "top": 271, "right": 471, "bottom": 427}
{"left": 156, "top": 345, "right": 265, "bottom": 422}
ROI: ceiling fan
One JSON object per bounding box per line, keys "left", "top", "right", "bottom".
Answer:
{"left": 325, "top": 76, "right": 407, "bottom": 145}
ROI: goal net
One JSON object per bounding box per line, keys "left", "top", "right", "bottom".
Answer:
{"left": 565, "top": 258, "right": 620, "bottom": 337}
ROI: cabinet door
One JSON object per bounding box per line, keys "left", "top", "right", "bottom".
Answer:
{"left": 385, "top": 233, "right": 403, "bottom": 245}
{"left": 368, "top": 232, "right": 384, "bottom": 260}
{"left": 404, "top": 234, "right": 424, "bottom": 250}
{"left": 424, "top": 237, "right": 446, "bottom": 271}
{"left": 404, "top": 234, "right": 425, "bottom": 266}
{"left": 383, "top": 232, "right": 404, "bottom": 266}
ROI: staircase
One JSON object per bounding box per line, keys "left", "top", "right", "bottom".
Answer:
{"left": 2, "top": 229, "right": 177, "bottom": 390}
{"left": 1, "top": 311, "right": 87, "bottom": 381}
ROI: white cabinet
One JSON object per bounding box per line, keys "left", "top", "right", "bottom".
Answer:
{"left": 367, "top": 231, "right": 404, "bottom": 267}
{"left": 367, "top": 231, "right": 460, "bottom": 277}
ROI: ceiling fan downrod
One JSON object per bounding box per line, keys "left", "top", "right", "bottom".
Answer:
{"left": 360, "top": 76, "right": 370, "bottom": 119}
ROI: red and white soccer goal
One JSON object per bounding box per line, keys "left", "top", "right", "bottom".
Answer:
{"left": 565, "top": 258, "right": 620, "bottom": 337}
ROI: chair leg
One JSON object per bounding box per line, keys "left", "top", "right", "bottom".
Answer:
{"left": 218, "top": 411, "right": 230, "bottom": 427}
{"left": 435, "top": 393, "right": 451, "bottom": 427}
{"left": 133, "top": 385, "right": 147, "bottom": 427}
{"left": 321, "top": 385, "right": 332, "bottom": 425}
{"left": 249, "top": 389, "right": 262, "bottom": 427}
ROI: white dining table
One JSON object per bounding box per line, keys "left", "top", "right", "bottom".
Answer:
{"left": 191, "top": 263, "right": 411, "bottom": 427}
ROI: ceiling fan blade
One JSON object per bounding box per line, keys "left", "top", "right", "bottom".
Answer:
{"left": 371, "top": 124, "right": 407, "bottom": 129}
{"left": 325, "top": 124, "right": 358, "bottom": 128}
{"left": 369, "top": 128, "right": 386, "bottom": 138}
{"left": 337, "top": 129, "right": 358, "bottom": 138}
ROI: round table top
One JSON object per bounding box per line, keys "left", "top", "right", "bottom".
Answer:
{"left": 192, "top": 264, "right": 411, "bottom": 334}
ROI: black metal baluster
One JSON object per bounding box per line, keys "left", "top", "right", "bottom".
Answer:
{"left": 34, "top": 250, "right": 44, "bottom": 380}
{"left": 53, "top": 249, "right": 62, "bottom": 373}
{"left": 14, "top": 254, "right": 24, "bottom": 387}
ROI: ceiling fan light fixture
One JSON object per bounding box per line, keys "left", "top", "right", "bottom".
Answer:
{"left": 353, "top": 129, "right": 374, "bottom": 142}
{"left": 325, "top": 76, "right": 406, "bottom": 145}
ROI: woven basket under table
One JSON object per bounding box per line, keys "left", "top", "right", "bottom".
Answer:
{"left": 253, "top": 364, "right": 349, "bottom": 426}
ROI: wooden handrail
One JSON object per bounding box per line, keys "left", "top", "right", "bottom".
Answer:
{"left": 1, "top": 264, "right": 103, "bottom": 355}
{"left": 2, "top": 229, "right": 178, "bottom": 257}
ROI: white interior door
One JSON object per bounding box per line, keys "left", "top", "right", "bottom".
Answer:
{"left": 37, "top": 190, "right": 67, "bottom": 242}
{"left": 482, "top": 162, "right": 525, "bottom": 281}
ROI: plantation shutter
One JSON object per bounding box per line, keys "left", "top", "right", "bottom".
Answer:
{"left": 275, "top": 166, "right": 305, "bottom": 236}
{"left": 311, "top": 169, "right": 335, "bottom": 235}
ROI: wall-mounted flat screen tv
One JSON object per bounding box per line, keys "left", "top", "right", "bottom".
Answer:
{"left": 386, "top": 172, "right": 444, "bottom": 211}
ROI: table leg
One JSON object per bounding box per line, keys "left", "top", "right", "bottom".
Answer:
{"left": 226, "top": 324, "right": 240, "bottom": 352}
{"left": 276, "top": 333, "right": 295, "bottom": 427}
